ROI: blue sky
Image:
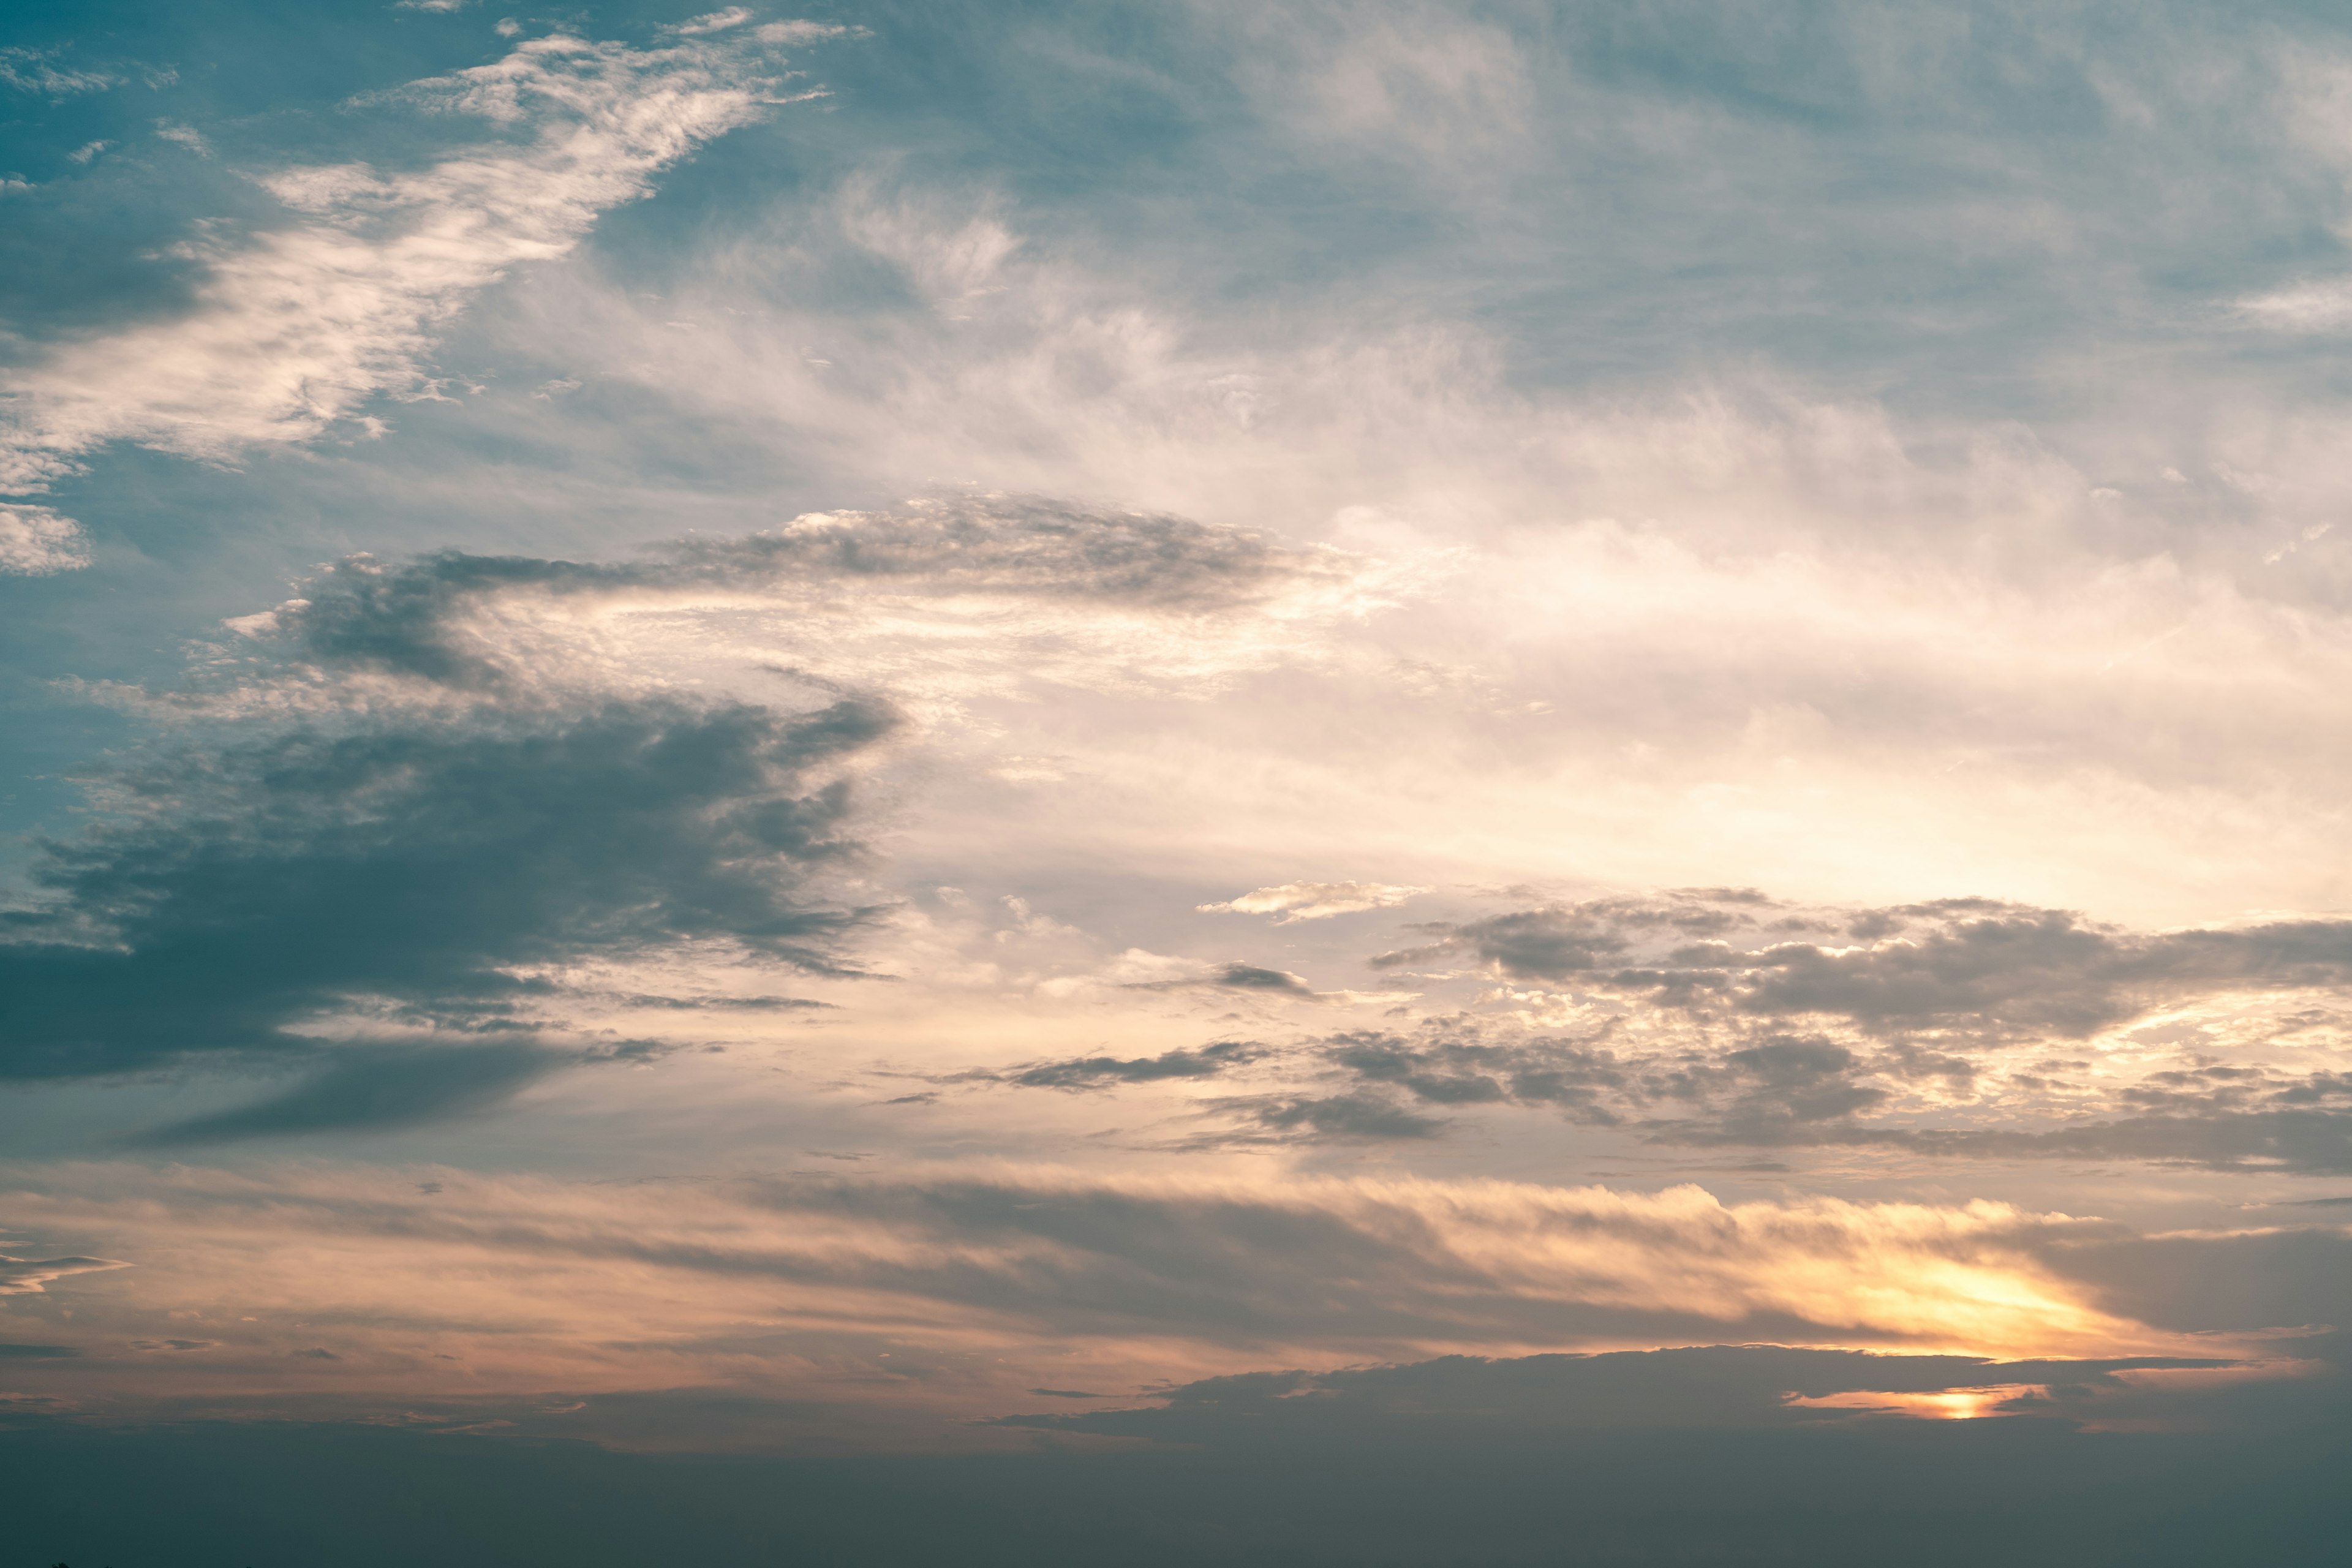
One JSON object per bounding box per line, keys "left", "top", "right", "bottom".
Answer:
{"left": 6, "top": 3, "right": 2352, "bottom": 1560}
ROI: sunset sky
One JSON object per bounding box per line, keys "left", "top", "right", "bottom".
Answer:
{"left": 4, "top": 3, "right": 2352, "bottom": 1562}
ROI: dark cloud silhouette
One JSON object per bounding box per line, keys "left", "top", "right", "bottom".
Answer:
{"left": 1212, "top": 962, "right": 1313, "bottom": 992}
{"left": 997, "top": 1344, "right": 2231, "bottom": 1441}
{"left": 0, "top": 698, "right": 890, "bottom": 1139}
{"left": 1118, "top": 962, "right": 1319, "bottom": 997}
{"left": 995, "top": 1039, "right": 1266, "bottom": 1090}
{"left": 0, "top": 1341, "right": 78, "bottom": 1358}
{"left": 9, "top": 1383, "right": 2352, "bottom": 1567}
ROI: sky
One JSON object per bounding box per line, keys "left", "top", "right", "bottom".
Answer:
{"left": 5, "top": 2, "right": 2352, "bottom": 1562}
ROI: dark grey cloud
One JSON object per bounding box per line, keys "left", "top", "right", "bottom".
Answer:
{"left": 1172, "top": 1011, "right": 2352, "bottom": 1170}
{"left": 1287, "top": 1026, "right": 1886, "bottom": 1145}
{"left": 600, "top": 993, "right": 830, "bottom": 1012}
{"left": 992, "top": 1039, "right": 1266, "bottom": 1090}
{"left": 1381, "top": 896, "right": 2352, "bottom": 1042}
{"left": 1326, "top": 1028, "right": 1629, "bottom": 1118}
{"left": 998, "top": 1344, "right": 2230, "bottom": 1442}
{"left": 9, "top": 1373, "right": 2352, "bottom": 1568}
{"left": 0, "top": 1341, "right": 78, "bottom": 1358}
{"left": 2041, "top": 1226, "right": 2352, "bottom": 1335}
{"left": 1210, "top": 963, "right": 1313, "bottom": 992}
{"left": 1118, "top": 962, "right": 1319, "bottom": 997}
{"left": 1232, "top": 1090, "right": 1447, "bottom": 1141}
{"left": 0, "top": 696, "right": 889, "bottom": 1138}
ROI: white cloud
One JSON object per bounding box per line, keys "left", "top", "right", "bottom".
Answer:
{"left": 2233, "top": 279, "right": 2352, "bottom": 331}
{"left": 0, "top": 31, "right": 801, "bottom": 495}
{"left": 0, "top": 505, "right": 91, "bottom": 575}
{"left": 1199, "top": 880, "right": 1427, "bottom": 921}
{"left": 670, "top": 7, "right": 754, "bottom": 34}
{"left": 153, "top": 121, "right": 211, "bottom": 156}
{"left": 0, "top": 47, "right": 120, "bottom": 98}
{"left": 756, "top": 21, "right": 862, "bottom": 45}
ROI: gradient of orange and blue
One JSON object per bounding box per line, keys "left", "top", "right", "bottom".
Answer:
{"left": 4, "top": 4, "right": 2352, "bottom": 1563}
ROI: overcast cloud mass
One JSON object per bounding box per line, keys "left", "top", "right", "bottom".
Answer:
{"left": 5, "top": 2, "right": 2352, "bottom": 1562}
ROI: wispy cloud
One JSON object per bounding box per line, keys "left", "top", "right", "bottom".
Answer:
{"left": 0, "top": 28, "right": 820, "bottom": 554}
{"left": 1199, "top": 881, "right": 1427, "bottom": 922}
{"left": 0, "top": 46, "right": 121, "bottom": 98}
{"left": 0, "top": 1250, "right": 130, "bottom": 1295}
{"left": 0, "top": 1161, "right": 2219, "bottom": 1408}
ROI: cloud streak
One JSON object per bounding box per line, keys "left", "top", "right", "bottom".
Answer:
{"left": 1199, "top": 881, "right": 1427, "bottom": 922}
{"left": 0, "top": 27, "right": 827, "bottom": 564}
{"left": 0, "top": 1162, "right": 2220, "bottom": 1396}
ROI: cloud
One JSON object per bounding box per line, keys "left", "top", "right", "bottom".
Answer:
{"left": 0, "top": 504, "right": 88, "bottom": 575}
{"left": 0, "top": 30, "right": 805, "bottom": 495}
{"left": 755, "top": 21, "right": 861, "bottom": 45}
{"left": 209, "top": 497, "right": 1390, "bottom": 717}
{"left": 0, "top": 1251, "right": 130, "bottom": 1295}
{"left": 260, "top": 496, "right": 1353, "bottom": 685}
{"left": 0, "top": 696, "right": 889, "bottom": 1103}
{"left": 1210, "top": 962, "right": 1312, "bottom": 992}
{"left": 6, "top": 1379, "right": 2351, "bottom": 1561}
{"left": 1382, "top": 894, "right": 2352, "bottom": 1042}
{"left": 0, "top": 47, "right": 120, "bottom": 97}
{"left": 1283, "top": 1018, "right": 2352, "bottom": 1171}
{"left": 2234, "top": 279, "right": 2352, "bottom": 332}
{"left": 991, "top": 1039, "right": 1265, "bottom": 1090}
{"left": 1, "top": 497, "right": 1385, "bottom": 1131}
{"left": 1849, "top": 1107, "right": 2352, "bottom": 1174}
{"left": 1324, "top": 1028, "right": 1629, "bottom": 1118}
{"left": 998, "top": 1343, "right": 2234, "bottom": 1442}
{"left": 1198, "top": 881, "right": 1427, "bottom": 922}
{"left": 1227, "top": 1090, "right": 1447, "bottom": 1141}
{"left": 0, "top": 1163, "right": 2207, "bottom": 1389}
{"left": 669, "top": 7, "right": 753, "bottom": 33}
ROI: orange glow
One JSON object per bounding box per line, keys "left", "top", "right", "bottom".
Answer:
{"left": 1785, "top": 1386, "right": 2025, "bottom": 1421}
